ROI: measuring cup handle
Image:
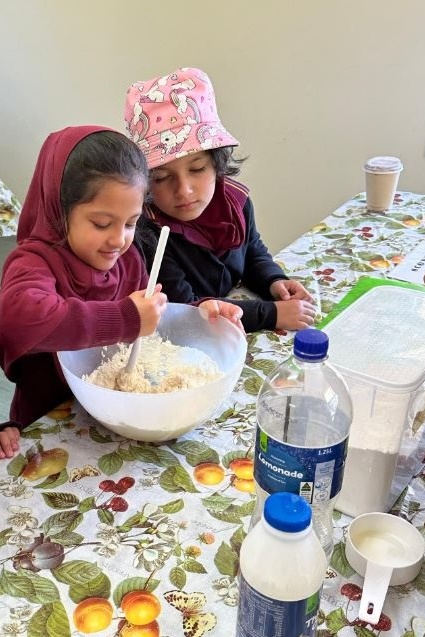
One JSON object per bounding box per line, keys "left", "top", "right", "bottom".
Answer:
{"left": 358, "top": 561, "right": 393, "bottom": 625}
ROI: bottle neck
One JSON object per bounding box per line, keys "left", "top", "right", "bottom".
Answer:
{"left": 260, "top": 515, "right": 313, "bottom": 540}
{"left": 294, "top": 355, "right": 328, "bottom": 366}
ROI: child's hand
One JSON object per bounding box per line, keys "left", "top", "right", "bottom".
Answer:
{"left": 0, "top": 426, "right": 20, "bottom": 459}
{"left": 129, "top": 284, "right": 168, "bottom": 336}
{"left": 199, "top": 300, "right": 245, "bottom": 334}
{"left": 275, "top": 299, "right": 316, "bottom": 331}
{"left": 270, "top": 279, "right": 314, "bottom": 303}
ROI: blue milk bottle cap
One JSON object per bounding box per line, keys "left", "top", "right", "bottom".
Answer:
{"left": 264, "top": 492, "right": 312, "bottom": 533}
{"left": 294, "top": 328, "right": 329, "bottom": 361}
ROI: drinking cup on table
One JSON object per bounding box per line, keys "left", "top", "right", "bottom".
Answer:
{"left": 364, "top": 156, "right": 403, "bottom": 211}
{"left": 345, "top": 512, "right": 424, "bottom": 625}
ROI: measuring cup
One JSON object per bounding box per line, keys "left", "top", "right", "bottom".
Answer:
{"left": 345, "top": 512, "right": 424, "bottom": 625}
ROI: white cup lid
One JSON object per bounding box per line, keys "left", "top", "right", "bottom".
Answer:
{"left": 364, "top": 156, "right": 403, "bottom": 173}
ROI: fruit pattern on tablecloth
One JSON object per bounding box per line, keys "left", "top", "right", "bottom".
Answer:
{"left": 0, "top": 192, "right": 424, "bottom": 637}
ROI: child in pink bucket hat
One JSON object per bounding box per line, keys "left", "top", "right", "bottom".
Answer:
{"left": 125, "top": 67, "right": 314, "bottom": 332}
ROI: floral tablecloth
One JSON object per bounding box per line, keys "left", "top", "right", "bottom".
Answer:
{"left": 0, "top": 192, "right": 424, "bottom": 637}
{"left": 0, "top": 178, "right": 21, "bottom": 236}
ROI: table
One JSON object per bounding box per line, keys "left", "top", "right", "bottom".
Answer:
{"left": 0, "top": 192, "right": 424, "bottom": 637}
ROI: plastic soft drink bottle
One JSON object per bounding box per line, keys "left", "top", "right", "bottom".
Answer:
{"left": 252, "top": 328, "right": 352, "bottom": 561}
{"left": 236, "top": 491, "right": 327, "bottom": 637}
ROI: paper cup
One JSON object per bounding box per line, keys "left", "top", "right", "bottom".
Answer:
{"left": 364, "top": 156, "right": 403, "bottom": 212}
{"left": 345, "top": 512, "right": 424, "bottom": 625}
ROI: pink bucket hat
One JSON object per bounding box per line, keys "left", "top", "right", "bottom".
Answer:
{"left": 124, "top": 67, "right": 239, "bottom": 169}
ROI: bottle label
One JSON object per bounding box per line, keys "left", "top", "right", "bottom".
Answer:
{"left": 236, "top": 574, "right": 321, "bottom": 637}
{"left": 254, "top": 425, "right": 348, "bottom": 503}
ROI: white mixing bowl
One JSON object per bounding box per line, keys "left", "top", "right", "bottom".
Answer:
{"left": 58, "top": 303, "right": 247, "bottom": 442}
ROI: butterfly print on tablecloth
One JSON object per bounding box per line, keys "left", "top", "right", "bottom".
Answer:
{"left": 164, "top": 590, "right": 217, "bottom": 637}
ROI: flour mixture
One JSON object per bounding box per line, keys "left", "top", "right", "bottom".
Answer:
{"left": 83, "top": 335, "right": 223, "bottom": 393}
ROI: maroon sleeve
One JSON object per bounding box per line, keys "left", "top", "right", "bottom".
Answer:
{"left": 0, "top": 256, "right": 140, "bottom": 375}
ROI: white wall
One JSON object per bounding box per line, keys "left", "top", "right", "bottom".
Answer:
{"left": 1, "top": 0, "right": 425, "bottom": 253}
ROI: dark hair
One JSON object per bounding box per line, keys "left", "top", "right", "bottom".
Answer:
{"left": 60, "top": 131, "right": 148, "bottom": 214}
{"left": 207, "top": 146, "right": 247, "bottom": 177}
{"left": 134, "top": 215, "right": 158, "bottom": 266}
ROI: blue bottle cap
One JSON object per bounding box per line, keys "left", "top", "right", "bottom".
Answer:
{"left": 264, "top": 492, "right": 312, "bottom": 533}
{"left": 294, "top": 328, "right": 329, "bottom": 361}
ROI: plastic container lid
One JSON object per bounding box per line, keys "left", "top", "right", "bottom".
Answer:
{"left": 294, "top": 328, "right": 329, "bottom": 361}
{"left": 364, "top": 156, "right": 403, "bottom": 173}
{"left": 323, "top": 286, "right": 425, "bottom": 392}
{"left": 264, "top": 492, "right": 312, "bottom": 533}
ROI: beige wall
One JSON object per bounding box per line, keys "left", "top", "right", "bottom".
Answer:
{"left": 1, "top": 0, "right": 425, "bottom": 253}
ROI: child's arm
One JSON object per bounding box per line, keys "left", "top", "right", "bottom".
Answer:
{"left": 35, "top": 289, "right": 167, "bottom": 350}
{"left": 0, "top": 255, "right": 166, "bottom": 358}
{"left": 241, "top": 199, "right": 290, "bottom": 296}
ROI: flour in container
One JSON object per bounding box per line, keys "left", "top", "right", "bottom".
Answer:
{"left": 83, "top": 334, "right": 223, "bottom": 393}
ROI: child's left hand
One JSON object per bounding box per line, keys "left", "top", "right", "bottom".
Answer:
{"left": 199, "top": 300, "right": 245, "bottom": 334}
{"left": 270, "top": 279, "right": 314, "bottom": 303}
{"left": 0, "top": 425, "right": 20, "bottom": 460}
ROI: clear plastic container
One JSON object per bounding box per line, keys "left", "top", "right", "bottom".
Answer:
{"left": 323, "top": 285, "right": 425, "bottom": 516}
{"left": 253, "top": 329, "right": 352, "bottom": 561}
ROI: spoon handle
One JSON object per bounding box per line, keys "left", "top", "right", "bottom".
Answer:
{"left": 126, "top": 226, "right": 170, "bottom": 373}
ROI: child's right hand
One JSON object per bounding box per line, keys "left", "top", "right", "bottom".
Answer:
{"left": 274, "top": 299, "right": 316, "bottom": 331}
{"left": 0, "top": 426, "right": 20, "bottom": 459}
{"left": 129, "top": 285, "right": 168, "bottom": 336}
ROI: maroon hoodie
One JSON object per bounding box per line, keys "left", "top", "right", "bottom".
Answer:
{"left": 0, "top": 126, "right": 148, "bottom": 429}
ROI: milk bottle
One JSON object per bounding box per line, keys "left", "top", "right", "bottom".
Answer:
{"left": 236, "top": 492, "right": 327, "bottom": 637}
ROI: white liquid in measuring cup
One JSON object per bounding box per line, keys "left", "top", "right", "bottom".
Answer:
{"left": 354, "top": 530, "right": 418, "bottom": 567}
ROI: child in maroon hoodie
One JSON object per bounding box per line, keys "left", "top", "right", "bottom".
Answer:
{"left": 0, "top": 126, "right": 243, "bottom": 458}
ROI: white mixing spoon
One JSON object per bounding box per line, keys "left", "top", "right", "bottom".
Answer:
{"left": 125, "top": 225, "right": 170, "bottom": 374}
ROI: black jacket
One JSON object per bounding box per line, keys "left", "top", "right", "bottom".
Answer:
{"left": 135, "top": 198, "right": 288, "bottom": 332}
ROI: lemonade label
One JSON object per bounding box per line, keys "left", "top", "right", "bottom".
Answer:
{"left": 254, "top": 425, "right": 348, "bottom": 502}
{"left": 236, "top": 574, "right": 320, "bottom": 637}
